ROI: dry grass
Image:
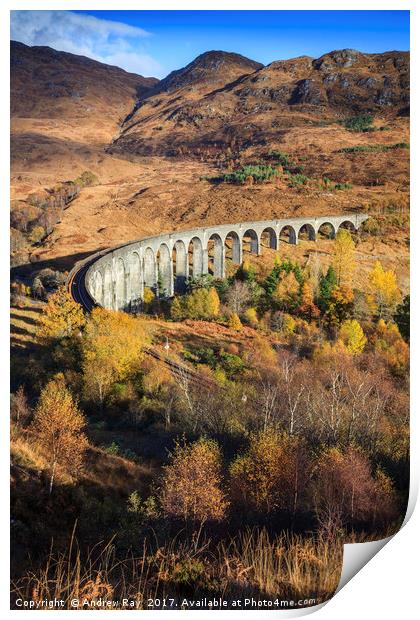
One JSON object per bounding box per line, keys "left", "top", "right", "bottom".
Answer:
{"left": 11, "top": 528, "right": 342, "bottom": 609}
{"left": 10, "top": 300, "right": 44, "bottom": 350}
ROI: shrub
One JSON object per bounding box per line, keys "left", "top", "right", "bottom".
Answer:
{"left": 243, "top": 307, "right": 259, "bottom": 327}
{"left": 207, "top": 165, "right": 280, "bottom": 185}
{"left": 74, "top": 170, "right": 99, "bottom": 187}
{"left": 170, "top": 287, "right": 220, "bottom": 321}
{"left": 228, "top": 312, "right": 242, "bottom": 331}
{"left": 229, "top": 430, "right": 307, "bottom": 515}
{"left": 28, "top": 225, "right": 46, "bottom": 244}
{"left": 337, "top": 143, "right": 409, "bottom": 153}
{"left": 342, "top": 114, "right": 374, "bottom": 132}
{"left": 160, "top": 438, "right": 228, "bottom": 522}
{"left": 338, "top": 319, "right": 367, "bottom": 355}
{"left": 287, "top": 172, "right": 310, "bottom": 187}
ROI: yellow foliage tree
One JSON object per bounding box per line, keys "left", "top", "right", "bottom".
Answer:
{"left": 82, "top": 308, "right": 149, "bottom": 405}
{"left": 272, "top": 271, "right": 300, "bottom": 310}
{"left": 282, "top": 313, "right": 297, "bottom": 335}
{"left": 37, "top": 286, "right": 86, "bottom": 341}
{"left": 143, "top": 287, "right": 155, "bottom": 306}
{"left": 171, "top": 287, "right": 220, "bottom": 321}
{"left": 374, "top": 320, "right": 409, "bottom": 375}
{"left": 32, "top": 375, "right": 87, "bottom": 493}
{"left": 367, "top": 261, "right": 402, "bottom": 320}
{"left": 228, "top": 312, "right": 242, "bottom": 331}
{"left": 244, "top": 307, "right": 258, "bottom": 327}
{"left": 229, "top": 430, "right": 302, "bottom": 514}
{"left": 207, "top": 287, "right": 221, "bottom": 317}
{"left": 338, "top": 319, "right": 367, "bottom": 355}
{"left": 161, "top": 438, "right": 228, "bottom": 522}
{"left": 332, "top": 229, "right": 355, "bottom": 286}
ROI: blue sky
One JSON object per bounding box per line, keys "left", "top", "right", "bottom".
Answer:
{"left": 11, "top": 10, "right": 409, "bottom": 79}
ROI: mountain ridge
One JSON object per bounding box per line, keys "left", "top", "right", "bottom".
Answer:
{"left": 110, "top": 47, "right": 409, "bottom": 159}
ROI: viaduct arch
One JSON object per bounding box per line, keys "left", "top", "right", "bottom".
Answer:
{"left": 84, "top": 213, "right": 369, "bottom": 311}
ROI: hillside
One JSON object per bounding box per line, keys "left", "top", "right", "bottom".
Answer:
{"left": 10, "top": 44, "right": 409, "bottom": 282}
{"left": 109, "top": 49, "right": 409, "bottom": 158}
{"left": 10, "top": 41, "right": 158, "bottom": 191}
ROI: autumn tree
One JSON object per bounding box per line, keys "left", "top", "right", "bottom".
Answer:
{"left": 235, "top": 259, "right": 257, "bottom": 283}
{"left": 374, "top": 320, "right": 409, "bottom": 376}
{"left": 82, "top": 308, "right": 148, "bottom": 406}
{"left": 143, "top": 287, "right": 155, "bottom": 306}
{"left": 32, "top": 375, "right": 88, "bottom": 493}
{"left": 141, "top": 356, "right": 176, "bottom": 428}
{"left": 243, "top": 307, "right": 259, "bottom": 328}
{"left": 160, "top": 438, "right": 228, "bottom": 523}
{"left": 313, "top": 447, "right": 397, "bottom": 529}
{"left": 228, "top": 312, "right": 242, "bottom": 331}
{"left": 298, "top": 281, "right": 320, "bottom": 320}
{"left": 11, "top": 386, "right": 31, "bottom": 426}
{"left": 171, "top": 287, "right": 220, "bottom": 321}
{"left": 367, "top": 261, "right": 402, "bottom": 320}
{"left": 338, "top": 319, "right": 367, "bottom": 355}
{"left": 229, "top": 430, "right": 308, "bottom": 515}
{"left": 272, "top": 271, "right": 300, "bottom": 311}
{"left": 37, "top": 286, "right": 86, "bottom": 341}
{"left": 324, "top": 285, "right": 354, "bottom": 326}
{"left": 207, "top": 287, "right": 221, "bottom": 317}
{"left": 226, "top": 280, "right": 252, "bottom": 314}
{"left": 332, "top": 229, "right": 355, "bottom": 286}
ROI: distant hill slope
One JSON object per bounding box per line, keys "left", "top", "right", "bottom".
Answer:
{"left": 149, "top": 50, "right": 263, "bottom": 95}
{"left": 11, "top": 41, "right": 158, "bottom": 123}
{"left": 109, "top": 48, "right": 409, "bottom": 158}
{"left": 10, "top": 41, "right": 159, "bottom": 188}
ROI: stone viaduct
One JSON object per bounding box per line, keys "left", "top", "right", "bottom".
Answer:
{"left": 85, "top": 213, "right": 369, "bottom": 312}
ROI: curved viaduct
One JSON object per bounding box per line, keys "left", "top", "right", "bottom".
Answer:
{"left": 83, "top": 213, "right": 369, "bottom": 312}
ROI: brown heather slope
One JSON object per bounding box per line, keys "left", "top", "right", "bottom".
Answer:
{"left": 10, "top": 45, "right": 409, "bottom": 280}
{"left": 11, "top": 41, "right": 158, "bottom": 192}
{"left": 109, "top": 49, "right": 409, "bottom": 158}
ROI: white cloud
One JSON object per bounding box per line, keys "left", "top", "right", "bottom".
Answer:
{"left": 11, "top": 10, "right": 163, "bottom": 77}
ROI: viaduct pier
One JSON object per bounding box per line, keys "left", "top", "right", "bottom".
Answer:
{"left": 82, "top": 213, "right": 369, "bottom": 312}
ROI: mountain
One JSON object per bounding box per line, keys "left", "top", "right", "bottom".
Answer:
{"left": 109, "top": 48, "right": 409, "bottom": 158}
{"left": 149, "top": 50, "right": 263, "bottom": 95}
{"left": 10, "top": 41, "right": 159, "bottom": 188}
{"left": 11, "top": 41, "right": 157, "bottom": 123}
{"left": 10, "top": 44, "right": 409, "bottom": 275}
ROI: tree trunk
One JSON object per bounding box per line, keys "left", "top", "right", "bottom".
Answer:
{"left": 49, "top": 460, "right": 57, "bottom": 495}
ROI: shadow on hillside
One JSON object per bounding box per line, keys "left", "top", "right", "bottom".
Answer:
{"left": 11, "top": 250, "right": 96, "bottom": 279}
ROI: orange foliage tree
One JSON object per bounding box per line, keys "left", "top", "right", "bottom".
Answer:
{"left": 160, "top": 438, "right": 228, "bottom": 523}
{"left": 298, "top": 281, "right": 320, "bottom": 320}
{"left": 313, "top": 447, "right": 397, "bottom": 529}
{"left": 229, "top": 429, "right": 309, "bottom": 515}
{"left": 32, "top": 375, "right": 88, "bottom": 493}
